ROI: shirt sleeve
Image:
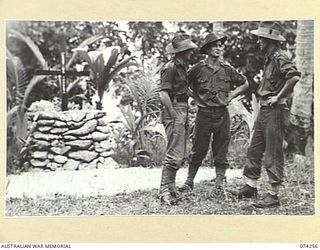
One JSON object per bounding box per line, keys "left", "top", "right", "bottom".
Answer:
{"left": 228, "top": 66, "right": 247, "bottom": 89}
{"left": 187, "top": 65, "right": 197, "bottom": 92}
{"left": 160, "top": 64, "right": 175, "bottom": 91}
{"left": 277, "top": 54, "right": 301, "bottom": 79}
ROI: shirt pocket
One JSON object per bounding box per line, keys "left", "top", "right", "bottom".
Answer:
{"left": 216, "top": 76, "right": 231, "bottom": 93}
{"left": 175, "top": 70, "right": 188, "bottom": 93}
{"left": 264, "top": 65, "right": 279, "bottom": 91}
{"left": 264, "top": 75, "right": 278, "bottom": 91}
{"left": 197, "top": 75, "right": 210, "bottom": 93}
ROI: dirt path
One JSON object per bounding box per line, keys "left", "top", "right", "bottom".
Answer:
{"left": 6, "top": 167, "right": 242, "bottom": 199}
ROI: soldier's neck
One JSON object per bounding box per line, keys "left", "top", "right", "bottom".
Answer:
{"left": 175, "top": 55, "right": 188, "bottom": 66}
{"left": 206, "top": 56, "right": 220, "bottom": 67}
{"left": 264, "top": 44, "right": 280, "bottom": 57}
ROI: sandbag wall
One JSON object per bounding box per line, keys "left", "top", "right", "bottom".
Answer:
{"left": 23, "top": 111, "right": 118, "bottom": 171}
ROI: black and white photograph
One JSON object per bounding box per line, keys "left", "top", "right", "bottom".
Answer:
{"left": 5, "top": 19, "right": 314, "bottom": 217}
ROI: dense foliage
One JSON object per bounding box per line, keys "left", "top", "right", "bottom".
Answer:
{"left": 6, "top": 20, "right": 299, "bottom": 173}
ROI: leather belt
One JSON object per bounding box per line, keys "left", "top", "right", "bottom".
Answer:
{"left": 171, "top": 96, "right": 188, "bottom": 103}
{"left": 260, "top": 97, "right": 287, "bottom": 107}
{"left": 199, "top": 106, "right": 227, "bottom": 112}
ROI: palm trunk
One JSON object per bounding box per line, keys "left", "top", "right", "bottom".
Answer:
{"left": 287, "top": 20, "right": 314, "bottom": 155}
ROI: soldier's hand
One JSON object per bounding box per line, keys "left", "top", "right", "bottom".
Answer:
{"left": 226, "top": 96, "right": 232, "bottom": 105}
{"left": 170, "top": 110, "right": 178, "bottom": 120}
{"left": 267, "top": 96, "right": 279, "bottom": 106}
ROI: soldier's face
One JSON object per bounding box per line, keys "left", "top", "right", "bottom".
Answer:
{"left": 181, "top": 49, "right": 194, "bottom": 62}
{"left": 258, "top": 37, "right": 269, "bottom": 52}
{"left": 208, "top": 41, "right": 224, "bottom": 58}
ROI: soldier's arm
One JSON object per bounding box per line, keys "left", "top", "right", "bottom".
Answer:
{"left": 228, "top": 79, "right": 249, "bottom": 102}
{"left": 187, "top": 64, "right": 198, "bottom": 98}
{"left": 160, "top": 64, "right": 178, "bottom": 119}
{"left": 227, "top": 66, "right": 249, "bottom": 104}
{"left": 160, "top": 90, "right": 178, "bottom": 119}
{"left": 267, "top": 54, "right": 301, "bottom": 105}
{"left": 268, "top": 76, "right": 300, "bottom": 105}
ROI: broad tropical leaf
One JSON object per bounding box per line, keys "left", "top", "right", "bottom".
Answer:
{"left": 104, "top": 48, "right": 119, "bottom": 77}
{"left": 105, "top": 56, "right": 137, "bottom": 87}
{"left": 9, "top": 29, "right": 47, "bottom": 69}
{"left": 22, "top": 75, "right": 47, "bottom": 110}
{"left": 73, "top": 48, "right": 95, "bottom": 70}
{"left": 67, "top": 34, "right": 104, "bottom": 69}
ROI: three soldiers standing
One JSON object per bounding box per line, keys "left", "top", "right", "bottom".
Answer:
{"left": 158, "top": 21, "right": 301, "bottom": 209}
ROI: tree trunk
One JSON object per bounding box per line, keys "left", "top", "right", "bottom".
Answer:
{"left": 212, "top": 21, "right": 224, "bottom": 35}
{"left": 286, "top": 20, "right": 314, "bottom": 155}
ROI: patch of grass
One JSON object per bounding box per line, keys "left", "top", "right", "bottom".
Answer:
{"left": 6, "top": 156, "right": 314, "bottom": 216}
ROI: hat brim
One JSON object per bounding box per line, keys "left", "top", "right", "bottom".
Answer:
{"left": 251, "top": 29, "right": 286, "bottom": 42}
{"left": 168, "top": 41, "right": 198, "bottom": 54}
{"left": 165, "top": 44, "right": 174, "bottom": 54}
{"left": 200, "top": 36, "right": 227, "bottom": 54}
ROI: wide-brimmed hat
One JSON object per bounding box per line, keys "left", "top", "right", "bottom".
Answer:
{"left": 200, "top": 33, "right": 227, "bottom": 54}
{"left": 166, "top": 33, "right": 198, "bottom": 54}
{"left": 165, "top": 43, "right": 174, "bottom": 54}
{"left": 250, "top": 21, "right": 286, "bottom": 42}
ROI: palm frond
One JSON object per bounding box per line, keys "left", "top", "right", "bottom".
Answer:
{"left": 16, "top": 111, "right": 29, "bottom": 143}
{"left": 22, "top": 75, "right": 46, "bottom": 111}
{"left": 6, "top": 52, "right": 30, "bottom": 98}
{"left": 7, "top": 105, "right": 20, "bottom": 126}
{"left": 6, "top": 53, "right": 19, "bottom": 91}
{"left": 119, "top": 104, "right": 136, "bottom": 133}
{"left": 9, "top": 29, "right": 47, "bottom": 69}
{"left": 126, "top": 80, "right": 144, "bottom": 116}
{"left": 66, "top": 78, "right": 81, "bottom": 93}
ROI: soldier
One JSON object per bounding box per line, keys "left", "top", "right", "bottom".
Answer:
{"left": 235, "top": 21, "right": 301, "bottom": 208}
{"left": 158, "top": 33, "right": 198, "bottom": 205}
{"left": 179, "top": 33, "right": 249, "bottom": 196}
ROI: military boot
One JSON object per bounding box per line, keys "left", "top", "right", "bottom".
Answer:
{"left": 234, "top": 184, "right": 258, "bottom": 199}
{"left": 253, "top": 193, "right": 280, "bottom": 208}
{"left": 178, "top": 165, "right": 199, "bottom": 195}
{"left": 159, "top": 166, "right": 178, "bottom": 205}
{"left": 210, "top": 168, "right": 227, "bottom": 199}
{"left": 215, "top": 168, "right": 226, "bottom": 187}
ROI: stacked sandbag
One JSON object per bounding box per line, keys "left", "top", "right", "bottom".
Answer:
{"left": 24, "top": 111, "right": 118, "bottom": 171}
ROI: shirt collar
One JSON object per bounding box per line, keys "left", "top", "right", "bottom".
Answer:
{"left": 173, "top": 56, "right": 188, "bottom": 68}
{"left": 203, "top": 58, "right": 224, "bottom": 71}
{"left": 265, "top": 45, "right": 280, "bottom": 61}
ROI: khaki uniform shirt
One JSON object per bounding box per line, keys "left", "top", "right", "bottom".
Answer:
{"left": 258, "top": 46, "right": 301, "bottom": 98}
{"left": 160, "top": 57, "right": 189, "bottom": 100}
{"left": 188, "top": 60, "right": 247, "bottom": 107}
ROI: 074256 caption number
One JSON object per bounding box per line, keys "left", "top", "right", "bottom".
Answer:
{"left": 300, "top": 244, "right": 319, "bottom": 248}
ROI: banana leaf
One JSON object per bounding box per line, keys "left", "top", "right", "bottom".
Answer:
{"left": 104, "top": 48, "right": 119, "bottom": 78}
{"left": 104, "top": 56, "right": 137, "bottom": 89}
{"left": 67, "top": 34, "right": 104, "bottom": 69}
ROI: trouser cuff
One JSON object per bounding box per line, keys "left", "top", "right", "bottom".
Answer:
{"left": 269, "top": 184, "right": 281, "bottom": 195}
{"left": 243, "top": 175, "right": 258, "bottom": 188}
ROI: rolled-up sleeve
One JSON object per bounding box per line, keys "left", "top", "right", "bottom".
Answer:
{"left": 160, "top": 65, "right": 175, "bottom": 91}
{"left": 229, "top": 66, "right": 247, "bottom": 88}
{"left": 187, "top": 66, "right": 197, "bottom": 92}
{"left": 278, "top": 54, "right": 301, "bottom": 79}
